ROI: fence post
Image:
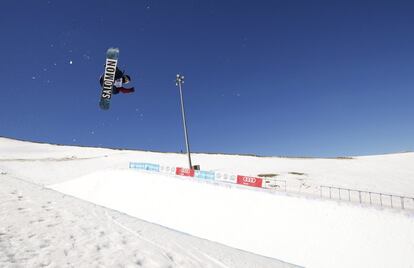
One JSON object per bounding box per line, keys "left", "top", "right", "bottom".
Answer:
{"left": 338, "top": 188, "right": 341, "bottom": 200}
{"left": 390, "top": 195, "right": 393, "bottom": 208}
{"left": 358, "top": 191, "right": 362, "bottom": 204}
{"left": 369, "top": 192, "right": 372, "bottom": 205}
{"left": 380, "top": 193, "right": 383, "bottom": 207}
{"left": 348, "top": 189, "right": 351, "bottom": 201}
{"left": 329, "top": 187, "right": 332, "bottom": 199}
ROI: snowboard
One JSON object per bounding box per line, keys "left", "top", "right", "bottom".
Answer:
{"left": 99, "top": 47, "right": 120, "bottom": 110}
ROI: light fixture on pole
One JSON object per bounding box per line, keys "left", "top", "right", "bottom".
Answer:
{"left": 175, "top": 74, "right": 193, "bottom": 169}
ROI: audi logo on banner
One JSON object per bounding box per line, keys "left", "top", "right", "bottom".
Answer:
{"left": 237, "top": 175, "right": 263, "bottom": 188}
{"left": 176, "top": 167, "right": 195, "bottom": 177}
{"left": 243, "top": 177, "right": 257, "bottom": 183}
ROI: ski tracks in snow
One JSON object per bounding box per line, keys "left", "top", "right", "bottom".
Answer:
{"left": 0, "top": 175, "right": 177, "bottom": 267}
{"left": 104, "top": 210, "right": 230, "bottom": 268}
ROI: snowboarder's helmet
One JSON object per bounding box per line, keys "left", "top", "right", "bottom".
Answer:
{"left": 123, "top": 75, "right": 131, "bottom": 84}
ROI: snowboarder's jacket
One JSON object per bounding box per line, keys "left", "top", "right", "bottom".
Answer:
{"left": 99, "top": 67, "right": 135, "bottom": 94}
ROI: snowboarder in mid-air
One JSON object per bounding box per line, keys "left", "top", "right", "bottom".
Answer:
{"left": 99, "top": 47, "right": 135, "bottom": 110}
{"left": 99, "top": 67, "right": 135, "bottom": 94}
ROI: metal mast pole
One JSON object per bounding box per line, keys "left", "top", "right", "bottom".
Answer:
{"left": 175, "top": 74, "right": 193, "bottom": 169}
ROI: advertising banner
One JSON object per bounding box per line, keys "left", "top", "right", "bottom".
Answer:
{"left": 236, "top": 175, "right": 263, "bottom": 188}
{"left": 215, "top": 173, "right": 237, "bottom": 183}
{"left": 195, "top": 170, "right": 215, "bottom": 180}
{"left": 129, "top": 162, "right": 160, "bottom": 172}
{"left": 176, "top": 167, "right": 195, "bottom": 177}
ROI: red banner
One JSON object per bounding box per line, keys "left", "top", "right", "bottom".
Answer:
{"left": 176, "top": 167, "right": 195, "bottom": 177}
{"left": 236, "top": 175, "right": 263, "bottom": 188}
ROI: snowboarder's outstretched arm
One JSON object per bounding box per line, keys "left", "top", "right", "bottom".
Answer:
{"left": 118, "top": 87, "right": 135, "bottom": 93}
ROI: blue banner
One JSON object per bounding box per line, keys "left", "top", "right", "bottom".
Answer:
{"left": 195, "top": 170, "right": 215, "bottom": 180}
{"left": 129, "top": 162, "right": 160, "bottom": 172}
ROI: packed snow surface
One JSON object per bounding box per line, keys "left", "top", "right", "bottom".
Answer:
{"left": 1, "top": 137, "right": 414, "bottom": 267}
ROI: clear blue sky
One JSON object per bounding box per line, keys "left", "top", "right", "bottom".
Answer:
{"left": 1, "top": 0, "right": 413, "bottom": 157}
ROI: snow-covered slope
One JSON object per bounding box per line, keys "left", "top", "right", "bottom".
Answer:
{"left": 1, "top": 137, "right": 414, "bottom": 268}
{"left": 0, "top": 138, "right": 296, "bottom": 268}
